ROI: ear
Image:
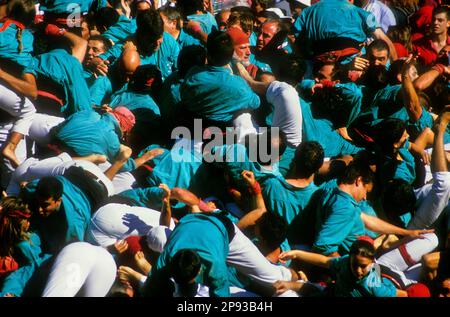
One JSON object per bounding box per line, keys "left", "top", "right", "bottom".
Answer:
{"left": 355, "top": 176, "right": 363, "bottom": 187}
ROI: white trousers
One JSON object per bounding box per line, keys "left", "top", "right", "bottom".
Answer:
{"left": 410, "top": 172, "right": 450, "bottom": 229}
{"left": 266, "top": 81, "right": 302, "bottom": 147}
{"left": 0, "top": 84, "right": 36, "bottom": 135}
{"left": 6, "top": 153, "right": 115, "bottom": 196}
{"left": 87, "top": 203, "right": 175, "bottom": 247}
{"left": 42, "top": 242, "right": 117, "bottom": 297}
{"left": 28, "top": 113, "right": 64, "bottom": 144}
{"left": 376, "top": 233, "right": 439, "bottom": 286}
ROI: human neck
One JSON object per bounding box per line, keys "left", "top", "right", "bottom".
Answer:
{"left": 286, "top": 174, "right": 314, "bottom": 188}
{"left": 432, "top": 31, "right": 448, "bottom": 44}
{"left": 338, "top": 183, "right": 356, "bottom": 200}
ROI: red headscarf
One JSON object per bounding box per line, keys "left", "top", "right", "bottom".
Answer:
{"left": 110, "top": 106, "right": 136, "bottom": 134}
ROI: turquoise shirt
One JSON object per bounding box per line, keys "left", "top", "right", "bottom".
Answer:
{"left": 299, "top": 97, "right": 363, "bottom": 158}
{"left": 118, "top": 187, "right": 164, "bottom": 210}
{"left": 52, "top": 110, "right": 136, "bottom": 172}
{"left": 296, "top": 0, "right": 379, "bottom": 57}
{"left": 100, "top": 32, "right": 179, "bottom": 81}
{"left": 186, "top": 12, "right": 218, "bottom": 35}
{"left": 0, "top": 21, "right": 34, "bottom": 69}
{"left": 0, "top": 233, "right": 52, "bottom": 297}
{"left": 138, "top": 145, "right": 202, "bottom": 190}
{"left": 313, "top": 186, "right": 366, "bottom": 255}
{"left": 378, "top": 139, "right": 416, "bottom": 186}
{"left": 262, "top": 176, "right": 319, "bottom": 225}
{"left": 176, "top": 29, "right": 202, "bottom": 49}
{"left": 180, "top": 65, "right": 260, "bottom": 123}
{"left": 25, "top": 49, "right": 92, "bottom": 117}
{"left": 89, "top": 75, "right": 113, "bottom": 106}
{"left": 249, "top": 54, "right": 272, "bottom": 73}
{"left": 330, "top": 255, "right": 397, "bottom": 297}
{"left": 102, "top": 15, "right": 137, "bottom": 44}
{"left": 148, "top": 213, "right": 231, "bottom": 297}
{"left": 38, "top": 0, "right": 105, "bottom": 14}
{"left": 159, "top": 71, "right": 183, "bottom": 122}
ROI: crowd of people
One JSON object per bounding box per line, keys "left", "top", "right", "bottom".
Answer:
{"left": 0, "top": 0, "right": 449, "bottom": 297}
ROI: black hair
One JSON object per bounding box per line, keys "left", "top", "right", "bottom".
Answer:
{"left": 374, "top": 118, "right": 407, "bottom": 154}
{"left": 432, "top": 6, "right": 450, "bottom": 20}
{"left": 170, "top": 249, "right": 202, "bottom": 285}
{"left": 387, "top": 59, "right": 406, "bottom": 85}
{"left": 257, "top": 212, "right": 288, "bottom": 251}
{"left": 94, "top": 7, "right": 120, "bottom": 32}
{"left": 128, "top": 64, "right": 163, "bottom": 95}
{"left": 88, "top": 34, "right": 112, "bottom": 51}
{"left": 337, "top": 160, "right": 375, "bottom": 186}
{"left": 206, "top": 30, "right": 234, "bottom": 67}
{"left": 291, "top": 141, "right": 324, "bottom": 179}
{"left": 273, "top": 54, "right": 306, "bottom": 86}
{"left": 382, "top": 179, "right": 416, "bottom": 221}
{"left": 359, "top": 64, "right": 388, "bottom": 90}
{"left": 349, "top": 239, "right": 375, "bottom": 260}
{"left": 367, "top": 39, "right": 390, "bottom": 56}
{"left": 159, "top": 5, "right": 183, "bottom": 30}
{"left": 176, "top": 0, "right": 204, "bottom": 18}
{"left": 7, "top": 0, "right": 35, "bottom": 27}
{"left": 252, "top": 0, "right": 274, "bottom": 11}
{"left": 177, "top": 45, "right": 207, "bottom": 78}
{"left": 136, "top": 9, "right": 164, "bottom": 56}
{"left": 36, "top": 177, "right": 63, "bottom": 201}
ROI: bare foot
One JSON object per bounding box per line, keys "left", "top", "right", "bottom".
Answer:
{"left": 134, "top": 251, "right": 151, "bottom": 275}
{"left": 2, "top": 143, "right": 20, "bottom": 168}
{"left": 117, "top": 145, "right": 132, "bottom": 162}
{"left": 118, "top": 266, "right": 145, "bottom": 285}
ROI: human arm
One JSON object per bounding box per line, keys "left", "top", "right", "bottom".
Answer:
{"left": 0, "top": 70, "right": 37, "bottom": 99}
{"left": 133, "top": 148, "right": 165, "bottom": 168}
{"left": 414, "top": 64, "right": 450, "bottom": 91}
{"left": 104, "top": 145, "right": 132, "bottom": 180}
{"left": 45, "top": 24, "right": 87, "bottom": 64}
{"left": 237, "top": 170, "right": 267, "bottom": 231}
{"left": 360, "top": 213, "right": 434, "bottom": 238}
{"left": 159, "top": 183, "right": 172, "bottom": 227}
{"left": 278, "top": 250, "right": 332, "bottom": 269}
{"left": 401, "top": 56, "right": 422, "bottom": 122}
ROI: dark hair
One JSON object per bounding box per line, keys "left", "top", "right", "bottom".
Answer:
{"left": 206, "top": 30, "right": 234, "bottom": 66}
{"left": 432, "top": 6, "right": 450, "bottom": 20}
{"left": 359, "top": 64, "right": 388, "bottom": 90}
{"left": 387, "top": 59, "right": 406, "bottom": 85}
{"left": 0, "top": 197, "right": 31, "bottom": 257}
{"left": 136, "top": 9, "right": 164, "bottom": 56}
{"left": 273, "top": 54, "right": 306, "bottom": 86}
{"left": 170, "top": 249, "right": 202, "bottom": 285}
{"left": 257, "top": 212, "right": 288, "bottom": 251}
{"left": 36, "top": 177, "right": 63, "bottom": 201}
{"left": 94, "top": 7, "right": 120, "bottom": 32}
{"left": 367, "top": 39, "right": 390, "bottom": 56}
{"left": 128, "top": 64, "right": 163, "bottom": 95}
{"left": 159, "top": 5, "right": 183, "bottom": 30}
{"left": 387, "top": 25, "right": 412, "bottom": 53}
{"left": 291, "top": 141, "right": 324, "bottom": 179}
{"left": 382, "top": 179, "right": 416, "bottom": 220}
{"left": 178, "top": 45, "right": 207, "bottom": 78}
{"left": 7, "top": 0, "right": 35, "bottom": 27}
{"left": 374, "top": 118, "right": 407, "bottom": 154}
{"left": 338, "top": 161, "right": 375, "bottom": 186}
{"left": 88, "top": 34, "right": 112, "bottom": 52}
{"left": 349, "top": 239, "right": 375, "bottom": 260}
{"left": 252, "top": 0, "right": 274, "bottom": 11}
{"left": 176, "top": 0, "right": 204, "bottom": 18}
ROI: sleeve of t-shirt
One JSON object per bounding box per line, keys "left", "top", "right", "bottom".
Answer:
{"left": 362, "top": 11, "right": 381, "bottom": 36}
{"left": 99, "top": 43, "right": 123, "bottom": 63}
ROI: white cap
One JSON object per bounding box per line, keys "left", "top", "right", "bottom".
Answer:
{"left": 265, "top": 7, "right": 289, "bottom": 19}
{"left": 146, "top": 226, "right": 172, "bottom": 253}
{"left": 293, "top": 0, "right": 311, "bottom": 6}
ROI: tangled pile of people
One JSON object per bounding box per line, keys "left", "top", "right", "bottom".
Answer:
{"left": 0, "top": 0, "right": 449, "bottom": 297}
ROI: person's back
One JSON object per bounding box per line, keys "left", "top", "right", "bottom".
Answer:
{"left": 146, "top": 213, "right": 231, "bottom": 297}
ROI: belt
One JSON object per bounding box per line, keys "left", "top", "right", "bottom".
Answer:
{"left": 83, "top": 170, "right": 109, "bottom": 196}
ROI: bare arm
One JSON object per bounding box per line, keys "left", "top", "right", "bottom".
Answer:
{"left": 237, "top": 171, "right": 267, "bottom": 231}
{"left": 104, "top": 145, "right": 132, "bottom": 180}
{"left": 431, "top": 108, "right": 450, "bottom": 173}
{"left": 279, "top": 250, "right": 332, "bottom": 269}
{"left": 63, "top": 31, "right": 88, "bottom": 64}
{"left": 0, "top": 71, "right": 37, "bottom": 99}
{"left": 401, "top": 58, "right": 422, "bottom": 122}
{"left": 133, "top": 148, "right": 164, "bottom": 168}
{"left": 372, "top": 28, "right": 398, "bottom": 61}
{"left": 159, "top": 184, "right": 172, "bottom": 227}
{"left": 360, "top": 213, "right": 434, "bottom": 237}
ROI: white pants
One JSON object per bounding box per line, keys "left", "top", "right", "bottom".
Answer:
{"left": 266, "top": 81, "right": 302, "bottom": 147}
{"left": 0, "top": 84, "right": 36, "bottom": 136}
{"left": 28, "top": 113, "right": 64, "bottom": 144}
{"left": 42, "top": 242, "right": 117, "bottom": 297}
{"left": 233, "top": 113, "right": 258, "bottom": 144}
{"left": 409, "top": 172, "right": 450, "bottom": 229}
{"left": 6, "top": 153, "right": 115, "bottom": 196}
{"left": 87, "top": 203, "right": 175, "bottom": 247}
{"left": 376, "top": 233, "right": 439, "bottom": 286}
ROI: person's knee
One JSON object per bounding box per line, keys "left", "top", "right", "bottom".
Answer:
{"left": 421, "top": 233, "right": 439, "bottom": 250}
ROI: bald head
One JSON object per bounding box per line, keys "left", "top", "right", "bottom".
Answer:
{"left": 120, "top": 49, "right": 141, "bottom": 82}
